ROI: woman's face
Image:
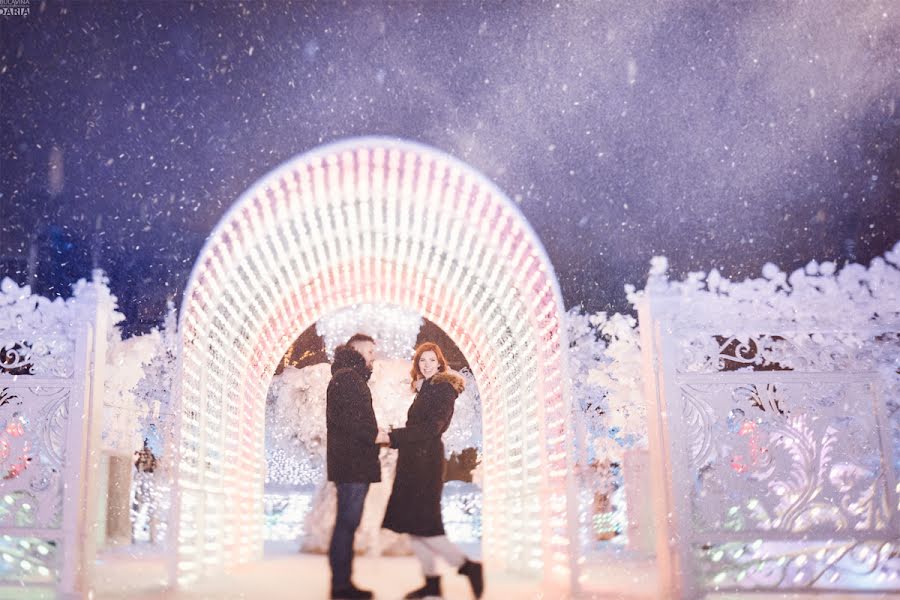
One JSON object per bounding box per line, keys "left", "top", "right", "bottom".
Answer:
{"left": 418, "top": 350, "right": 440, "bottom": 380}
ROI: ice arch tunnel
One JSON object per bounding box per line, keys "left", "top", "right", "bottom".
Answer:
{"left": 171, "top": 138, "right": 578, "bottom": 590}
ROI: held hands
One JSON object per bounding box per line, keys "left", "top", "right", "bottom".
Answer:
{"left": 375, "top": 429, "right": 391, "bottom": 446}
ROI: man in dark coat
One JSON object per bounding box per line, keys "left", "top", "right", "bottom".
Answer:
{"left": 326, "top": 334, "right": 386, "bottom": 600}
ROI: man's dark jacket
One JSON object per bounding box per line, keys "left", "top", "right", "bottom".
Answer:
{"left": 326, "top": 346, "right": 381, "bottom": 483}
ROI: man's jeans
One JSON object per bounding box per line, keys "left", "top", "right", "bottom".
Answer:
{"left": 328, "top": 482, "right": 370, "bottom": 589}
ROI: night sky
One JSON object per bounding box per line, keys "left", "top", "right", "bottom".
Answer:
{"left": 2, "top": 1, "right": 898, "bottom": 336}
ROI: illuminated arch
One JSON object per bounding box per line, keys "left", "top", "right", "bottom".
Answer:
{"left": 171, "top": 138, "right": 577, "bottom": 590}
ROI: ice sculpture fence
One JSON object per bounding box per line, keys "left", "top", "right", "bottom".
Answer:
{"left": 636, "top": 254, "right": 900, "bottom": 598}
{"left": 0, "top": 274, "right": 111, "bottom": 598}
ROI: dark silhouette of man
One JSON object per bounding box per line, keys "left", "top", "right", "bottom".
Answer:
{"left": 326, "top": 334, "right": 388, "bottom": 599}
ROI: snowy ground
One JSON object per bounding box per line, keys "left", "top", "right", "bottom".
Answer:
{"left": 5, "top": 551, "right": 538, "bottom": 600}
{"left": 90, "top": 553, "right": 539, "bottom": 599}
{"left": 3, "top": 546, "right": 897, "bottom": 599}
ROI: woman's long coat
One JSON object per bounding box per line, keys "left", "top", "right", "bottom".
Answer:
{"left": 382, "top": 371, "right": 465, "bottom": 537}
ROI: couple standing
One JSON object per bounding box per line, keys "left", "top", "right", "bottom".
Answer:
{"left": 326, "top": 333, "right": 485, "bottom": 600}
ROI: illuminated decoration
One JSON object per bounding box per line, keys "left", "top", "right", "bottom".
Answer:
{"left": 589, "top": 487, "right": 627, "bottom": 544}
{"left": 0, "top": 535, "right": 57, "bottom": 586}
{"left": 261, "top": 484, "right": 482, "bottom": 548}
{"left": 263, "top": 363, "right": 329, "bottom": 489}
{"left": 172, "top": 138, "right": 577, "bottom": 590}
{"left": 441, "top": 482, "right": 483, "bottom": 545}
{"left": 130, "top": 474, "right": 171, "bottom": 544}
{"left": 264, "top": 446, "right": 322, "bottom": 488}
{"left": 316, "top": 303, "right": 424, "bottom": 360}
{"left": 263, "top": 492, "right": 314, "bottom": 542}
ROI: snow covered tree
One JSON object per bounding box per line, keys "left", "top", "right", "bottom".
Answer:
{"left": 127, "top": 299, "right": 178, "bottom": 545}
{"left": 131, "top": 299, "right": 178, "bottom": 457}
{"left": 586, "top": 312, "right": 646, "bottom": 456}
{"left": 567, "top": 307, "right": 646, "bottom": 463}
{"left": 567, "top": 306, "right": 647, "bottom": 546}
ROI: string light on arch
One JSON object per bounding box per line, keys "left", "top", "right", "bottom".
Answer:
{"left": 173, "top": 137, "right": 577, "bottom": 591}
{"left": 316, "top": 303, "right": 424, "bottom": 361}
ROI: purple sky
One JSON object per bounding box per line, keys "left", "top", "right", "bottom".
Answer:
{"left": 1, "top": 1, "right": 898, "bottom": 334}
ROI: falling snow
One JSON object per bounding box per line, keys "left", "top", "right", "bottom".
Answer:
{"left": 1, "top": 2, "right": 898, "bottom": 333}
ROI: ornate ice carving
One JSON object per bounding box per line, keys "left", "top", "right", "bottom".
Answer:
{"left": 0, "top": 385, "right": 70, "bottom": 530}
{"left": 681, "top": 380, "right": 898, "bottom": 591}
{"left": 0, "top": 282, "right": 76, "bottom": 378}
{"left": 687, "top": 382, "right": 892, "bottom": 535}
{"left": 698, "top": 539, "right": 899, "bottom": 591}
{"left": 0, "top": 272, "right": 124, "bottom": 379}
{"left": 637, "top": 248, "right": 900, "bottom": 593}
{"left": 678, "top": 332, "right": 900, "bottom": 374}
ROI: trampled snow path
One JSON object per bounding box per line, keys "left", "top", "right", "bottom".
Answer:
{"left": 88, "top": 553, "right": 537, "bottom": 599}
{"left": 9, "top": 549, "right": 896, "bottom": 600}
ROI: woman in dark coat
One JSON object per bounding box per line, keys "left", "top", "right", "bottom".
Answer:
{"left": 382, "top": 342, "right": 484, "bottom": 599}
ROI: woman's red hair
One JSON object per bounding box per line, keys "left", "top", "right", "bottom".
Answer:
{"left": 410, "top": 342, "right": 448, "bottom": 391}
